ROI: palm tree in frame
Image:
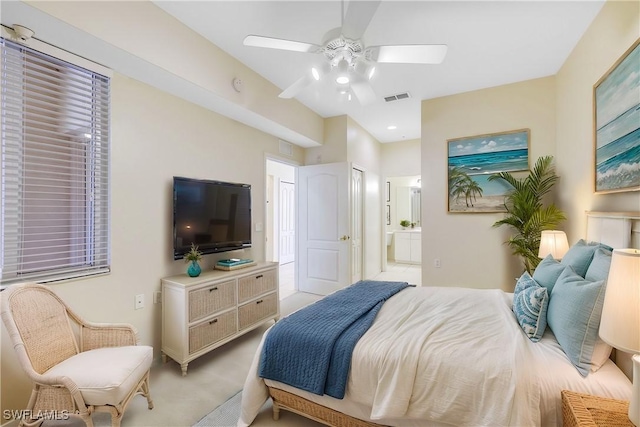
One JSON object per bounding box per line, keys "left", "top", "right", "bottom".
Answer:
{"left": 449, "top": 167, "right": 483, "bottom": 208}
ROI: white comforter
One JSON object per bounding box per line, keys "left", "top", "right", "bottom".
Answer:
{"left": 238, "top": 286, "right": 631, "bottom": 426}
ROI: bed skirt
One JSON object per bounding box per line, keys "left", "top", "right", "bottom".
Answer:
{"left": 267, "top": 386, "right": 386, "bottom": 427}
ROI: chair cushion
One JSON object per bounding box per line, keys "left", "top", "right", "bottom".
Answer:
{"left": 45, "top": 346, "right": 152, "bottom": 406}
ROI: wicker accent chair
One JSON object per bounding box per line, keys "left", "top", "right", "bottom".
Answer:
{"left": 1, "top": 283, "right": 154, "bottom": 427}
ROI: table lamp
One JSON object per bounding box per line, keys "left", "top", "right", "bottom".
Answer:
{"left": 599, "top": 248, "right": 640, "bottom": 426}
{"left": 538, "top": 230, "right": 570, "bottom": 260}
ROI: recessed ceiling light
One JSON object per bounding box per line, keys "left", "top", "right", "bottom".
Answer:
{"left": 311, "top": 67, "right": 320, "bottom": 81}
{"left": 336, "top": 76, "right": 349, "bottom": 85}
{"left": 387, "top": 125, "right": 397, "bottom": 130}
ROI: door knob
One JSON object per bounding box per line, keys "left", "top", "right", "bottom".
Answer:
{"left": 340, "top": 235, "right": 351, "bottom": 241}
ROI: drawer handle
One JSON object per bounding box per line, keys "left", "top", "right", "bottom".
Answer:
{"left": 209, "top": 287, "right": 218, "bottom": 292}
{"left": 256, "top": 274, "right": 263, "bottom": 279}
{"left": 209, "top": 319, "right": 218, "bottom": 325}
{"left": 256, "top": 299, "right": 263, "bottom": 304}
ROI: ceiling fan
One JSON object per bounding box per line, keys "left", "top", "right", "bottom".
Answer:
{"left": 243, "top": 1, "right": 447, "bottom": 105}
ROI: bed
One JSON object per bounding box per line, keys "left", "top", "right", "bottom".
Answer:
{"left": 238, "top": 212, "right": 639, "bottom": 427}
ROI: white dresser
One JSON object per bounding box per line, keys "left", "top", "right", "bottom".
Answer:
{"left": 161, "top": 262, "right": 279, "bottom": 375}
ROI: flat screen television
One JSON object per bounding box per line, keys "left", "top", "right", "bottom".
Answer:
{"left": 173, "top": 177, "right": 252, "bottom": 260}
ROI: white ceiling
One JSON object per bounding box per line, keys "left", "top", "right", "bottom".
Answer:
{"left": 154, "top": 0, "right": 604, "bottom": 143}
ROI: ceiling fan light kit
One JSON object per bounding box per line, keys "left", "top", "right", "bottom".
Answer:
{"left": 335, "top": 58, "right": 351, "bottom": 84}
{"left": 242, "top": 1, "right": 447, "bottom": 105}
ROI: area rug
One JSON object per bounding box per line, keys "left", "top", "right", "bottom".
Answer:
{"left": 194, "top": 390, "right": 242, "bottom": 427}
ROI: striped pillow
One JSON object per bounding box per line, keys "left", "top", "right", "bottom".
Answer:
{"left": 512, "top": 272, "right": 549, "bottom": 342}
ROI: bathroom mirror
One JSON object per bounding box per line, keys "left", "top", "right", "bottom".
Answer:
{"left": 388, "top": 175, "right": 421, "bottom": 229}
{"left": 410, "top": 187, "right": 421, "bottom": 226}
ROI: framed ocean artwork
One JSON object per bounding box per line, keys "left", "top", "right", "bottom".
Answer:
{"left": 594, "top": 38, "right": 640, "bottom": 194}
{"left": 447, "top": 129, "right": 529, "bottom": 213}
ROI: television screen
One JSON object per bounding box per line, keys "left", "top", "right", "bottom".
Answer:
{"left": 173, "top": 177, "right": 251, "bottom": 259}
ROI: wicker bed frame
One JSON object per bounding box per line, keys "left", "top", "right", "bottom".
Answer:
{"left": 265, "top": 212, "right": 640, "bottom": 427}
{"left": 268, "top": 386, "right": 384, "bottom": 427}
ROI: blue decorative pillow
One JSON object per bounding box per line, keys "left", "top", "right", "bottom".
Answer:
{"left": 547, "top": 266, "right": 606, "bottom": 376}
{"left": 533, "top": 255, "right": 567, "bottom": 293}
{"left": 585, "top": 247, "right": 613, "bottom": 282}
{"left": 512, "top": 272, "right": 549, "bottom": 342}
{"left": 560, "top": 239, "right": 600, "bottom": 277}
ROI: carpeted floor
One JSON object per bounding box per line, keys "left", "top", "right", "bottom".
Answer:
{"left": 193, "top": 391, "right": 242, "bottom": 427}
{"left": 191, "top": 389, "right": 323, "bottom": 427}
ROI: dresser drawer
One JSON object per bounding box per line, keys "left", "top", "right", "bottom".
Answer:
{"left": 238, "top": 269, "right": 278, "bottom": 303}
{"left": 189, "top": 310, "right": 237, "bottom": 354}
{"left": 238, "top": 292, "right": 278, "bottom": 330}
{"left": 188, "top": 280, "right": 236, "bottom": 323}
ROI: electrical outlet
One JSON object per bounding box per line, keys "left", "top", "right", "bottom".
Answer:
{"left": 434, "top": 258, "right": 441, "bottom": 268}
{"left": 154, "top": 291, "right": 161, "bottom": 304}
{"left": 135, "top": 294, "right": 144, "bottom": 310}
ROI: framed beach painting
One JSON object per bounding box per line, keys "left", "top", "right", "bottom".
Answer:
{"left": 594, "top": 38, "right": 640, "bottom": 194}
{"left": 447, "top": 129, "right": 529, "bottom": 213}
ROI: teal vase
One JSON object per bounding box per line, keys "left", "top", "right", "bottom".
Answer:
{"left": 187, "top": 260, "right": 201, "bottom": 277}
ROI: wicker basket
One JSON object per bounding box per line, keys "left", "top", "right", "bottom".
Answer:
{"left": 561, "top": 390, "right": 632, "bottom": 427}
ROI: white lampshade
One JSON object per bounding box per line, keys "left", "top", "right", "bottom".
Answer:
{"left": 599, "top": 248, "right": 640, "bottom": 353}
{"left": 538, "top": 230, "right": 570, "bottom": 260}
{"left": 599, "top": 248, "right": 640, "bottom": 426}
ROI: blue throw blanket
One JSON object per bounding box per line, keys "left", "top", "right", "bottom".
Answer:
{"left": 258, "top": 280, "right": 411, "bottom": 399}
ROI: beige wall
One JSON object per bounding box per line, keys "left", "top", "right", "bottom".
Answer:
{"left": 421, "top": 76, "right": 556, "bottom": 290}
{"left": 0, "top": 73, "right": 305, "bottom": 417}
{"left": 305, "top": 116, "right": 348, "bottom": 165}
{"left": 381, "top": 139, "right": 421, "bottom": 178}
{"left": 346, "top": 117, "right": 383, "bottom": 280}
{"left": 556, "top": 0, "right": 640, "bottom": 243}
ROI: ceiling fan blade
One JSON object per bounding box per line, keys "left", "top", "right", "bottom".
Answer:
{"left": 243, "top": 35, "right": 321, "bottom": 53}
{"left": 342, "top": 1, "right": 381, "bottom": 40}
{"left": 279, "top": 74, "right": 314, "bottom": 99}
{"left": 368, "top": 44, "right": 448, "bottom": 64}
{"left": 350, "top": 79, "right": 377, "bottom": 106}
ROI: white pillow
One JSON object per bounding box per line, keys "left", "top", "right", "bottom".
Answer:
{"left": 591, "top": 336, "right": 613, "bottom": 372}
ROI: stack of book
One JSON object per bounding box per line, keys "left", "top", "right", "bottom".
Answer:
{"left": 214, "top": 258, "right": 256, "bottom": 271}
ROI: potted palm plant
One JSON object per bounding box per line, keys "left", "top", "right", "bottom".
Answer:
{"left": 488, "top": 155, "right": 566, "bottom": 273}
{"left": 184, "top": 243, "right": 203, "bottom": 277}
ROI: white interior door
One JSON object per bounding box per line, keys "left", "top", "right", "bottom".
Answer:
{"left": 297, "top": 162, "right": 350, "bottom": 295}
{"left": 279, "top": 180, "right": 295, "bottom": 264}
{"left": 351, "top": 168, "right": 363, "bottom": 283}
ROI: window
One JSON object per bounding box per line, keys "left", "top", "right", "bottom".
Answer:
{"left": 0, "top": 33, "right": 111, "bottom": 286}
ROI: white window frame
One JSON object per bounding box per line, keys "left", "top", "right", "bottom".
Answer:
{"left": 0, "top": 26, "right": 112, "bottom": 288}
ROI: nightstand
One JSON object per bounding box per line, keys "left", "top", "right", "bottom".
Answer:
{"left": 561, "top": 390, "right": 633, "bottom": 427}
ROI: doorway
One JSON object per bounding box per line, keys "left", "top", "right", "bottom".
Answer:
{"left": 383, "top": 175, "right": 422, "bottom": 280}
{"left": 266, "top": 159, "right": 297, "bottom": 300}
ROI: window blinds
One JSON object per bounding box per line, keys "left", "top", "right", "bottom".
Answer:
{"left": 1, "top": 36, "right": 110, "bottom": 285}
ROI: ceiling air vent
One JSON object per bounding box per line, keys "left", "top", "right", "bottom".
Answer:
{"left": 384, "top": 92, "right": 411, "bottom": 103}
